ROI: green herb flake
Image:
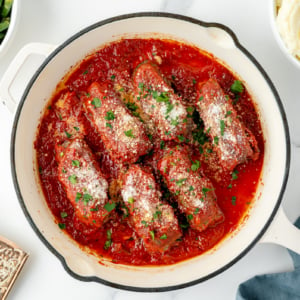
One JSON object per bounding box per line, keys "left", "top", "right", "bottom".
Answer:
{"left": 198, "top": 96, "right": 204, "bottom": 102}
{"left": 191, "top": 160, "right": 200, "bottom": 171}
{"left": 225, "top": 110, "right": 232, "bottom": 118}
{"left": 141, "top": 220, "right": 148, "bottom": 227}
{"left": 194, "top": 207, "right": 200, "bottom": 214}
{"left": 75, "top": 192, "right": 82, "bottom": 202}
{"left": 231, "top": 196, "right": 237, "bottom": 205}
{"left": 232, "top": 170, "right": 239, "bottom": 180}
{"left": 65, "top": 131, "right": 72, "bottom": 138}
{"left": 104, "top": 229, "right": 112, "bottom": 250}
{"left": 170, "top": 117, "right": 179, "bottom": 126}
{"left": 128, "top": 197, "right": 135, "bottom": 204}
{"left": 187, "top": 214, "right": 194, "bottom": 220}
{"left": 189, "top": 186, "right": 195, "bottom": 192}
{"left": 220, "top": 120, "right": 225, "bottom": 136}
{"left": 72, "top": 160, "right": 80, "bottom": 167}
{"left": 176, "top": 178, "right": 187, "bottom": 187}
{"left": 83, "top": 193, "right": 93, "bottom": 205}
{"left": 110, "top": 74, "right": 116, "bottom": 80}
{"left": 58, "top": 223, "right": 66, "bottom": 229}
{"left": 231, "top": 80, "right": 244, "bottom": 94}
{"left": 160, "top": 234, "right": 167, "bottom": 240}
{"left": 68, "top": 175, "right": 77, "bottom": 184}
{"left": 202, "top": 187, "right": 211, "bottom": 197}
{"left": 91, "top": 97, "right": 102, "bottom": 108}
{"left": 105, "top": 110, "right": 115, "bottom": 121}
{"left": 90, "top": 206, "right": 99, "bottom": 212}
{"left": 104, "top": 202, "right": 116, "bottom": 212}
{"left": 177, "top": 135, "right": 185, "bottom": 142}
{"left": 149, "top": 230, "right": 155, "bottom": 240}
{"left": 60, "top": 212, "right": 68, "bottom": 218}
{"left": 106, "top": 122, "right": 112, "bottom": 129}
{"left": 166, "top": 102, "right": 174, "bottom": 114}
{"left": 124, "top": 129, "right": 135, "bottom": 138}
{"left": 214, "top": 136, "right": 219, "bottom": 145}
{"left": 160, "top": 140, "right": 165, "bottom": 150}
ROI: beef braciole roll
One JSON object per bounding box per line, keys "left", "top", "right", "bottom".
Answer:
{"left": 196, "top": 78, "right": 259, "bottom": 171}
{"left": 57, "top": 139, "right": 114, "bottom": 227}
{"left": 120, "top": 164, "right": 182, "bottom": 253}
{"left": 158, "top": 145, "right": 224, "bottom": 232}
{"left": 85, "top": 82, "right": 152, "bottom": 164}
{"left": 132, "top": 62, "right": 194, "bottom": 142}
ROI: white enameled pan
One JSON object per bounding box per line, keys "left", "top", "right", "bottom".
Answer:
{"left": 0, "top": 13, "right": 297, "bottom": 292}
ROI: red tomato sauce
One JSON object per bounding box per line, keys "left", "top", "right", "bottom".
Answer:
{"left": 35, "top": 38, "right": 264, "bottom": 266}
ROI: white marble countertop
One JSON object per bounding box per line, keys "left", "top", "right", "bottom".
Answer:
{"left": 0, "top": 0, "right": 300, "bottom": 299}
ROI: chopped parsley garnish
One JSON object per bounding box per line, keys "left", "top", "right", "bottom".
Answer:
{"left": 191, "top": 160, "right": 200, "bottom": 171}
{"left": 141, "top": 220, "right": 148, "bottom": 227}
{"left": 166, "top": 102, "right": 174, "bottom": 114}
{"left": 91, "top": 97, "right": 102, "bottom": 108}
{"left": 124, "top": 129, "right": 135, "bottom": 138}
{"left": 83, "top": 193, "right": 93, "bottom": 205}
{"left": 104, "top": 202, "right": 116, "bottom": 212}
{"left": 106, "top": 122, "right": 112, "bottom": 129}
{"left": 125, "top": 101, "right": 138, "bottom": 112}
{"left": 231, "top": 80, "right": 244, "bottom": 94}
{"left": 214, "top": 136, "right": 219, "bottom": 145}
{"left": 105, "top": 110, "right": 115, "bottom": 121}
{"left": 153, "top": 210, "right": 162, "bottom": 219}
{"left": 189, "top": 186, "right": 195, "bottom": 192}
{"left": 176, "top": 178, "right": 187, "bottom": 187}
{"left": 104, "top": 229, "right": 112, "bottom": 250}
{"left": 187, "top": 214, "right": 194, "bottom": 220}
{"left": 232, "top": 170, "right": 239, "bottom": 180}
{"left": 72, "top": 160, "right": 80, "bottom": 167}
{"left": 60, "top": 212, "right": 68, "bottom": 218}
{"left": 75, "top": 192, "right": 82, "bottom": 202}
{"left": 177, "top": 135, "right": 185, "bottom": 142}
{"left": 149, "top": 230, "right": 155, "bottom": 240}
{"left": 220, "top": 120, "right": 225, "bottom": 136}
{"left": 110, "top": 74, "right": 116, "bottom": 80}
{"left": 202, "top": 187, "right": 211, "bottom": 197}
{"left": 160, "top": 140, "right": 165, "bottom": 150}
{"left": 58, "top": 223, "right": 66, "bottom": 229}
{"left": 153, "top": 91, "right": 169, "bottom": 103}
{"left": 138, "top": 82, "right": 145, "bottom": 91}
{"left": 225, "top": 110, "right": 232, "bottom": 118}
{"left": 186, "top": 107, "right": 194, "bottom": 113}
{"left": 68, "top": 175, "right": 77, "bottom": 184}
{"left": 90, "top": 207, "right": 99, "bottom": 212}
{"left": 160, "top": 234, "right": 167, "bottom": 240}
{"left": 128, "top": 197, "right": 134, "bottom": 204}
{"left": 231, "top": 196, "right": 237, "bottom": 205}
{"left": 170, "top": 117, "right": 179, "bottom": 126}
{"left": 194, "top": 208, "right": 200, "bottom": 214}
{"left": 198, "top": 96, "right": 204, "bottom": 101}
{"left": 65, "top": 131, "right": 72, "bottom": 138}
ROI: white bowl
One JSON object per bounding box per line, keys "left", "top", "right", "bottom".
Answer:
{"left": 0, "top": 0, "right": 20, "bottom": 58}
{"left": 270, "top": 0, "right": 300, "bottom": 69}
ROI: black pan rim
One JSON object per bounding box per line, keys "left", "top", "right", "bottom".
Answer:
{"left": 10, "top": 11, "right": 291, "bottom": 292}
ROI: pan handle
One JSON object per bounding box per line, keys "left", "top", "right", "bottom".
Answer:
{"left": 260, "top": 206, "right": 300, "bottom": 254}
{"left": 0, "top": 42, "right": 56, "bottom": 113}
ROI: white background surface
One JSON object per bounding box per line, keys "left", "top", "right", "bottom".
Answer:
{"left": 0, "top": 0, "right": 300, "bottom": 299}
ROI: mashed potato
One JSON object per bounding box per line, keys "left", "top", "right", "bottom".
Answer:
{"left": 276, "top": 0, "right": 300, "bottom": 60}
